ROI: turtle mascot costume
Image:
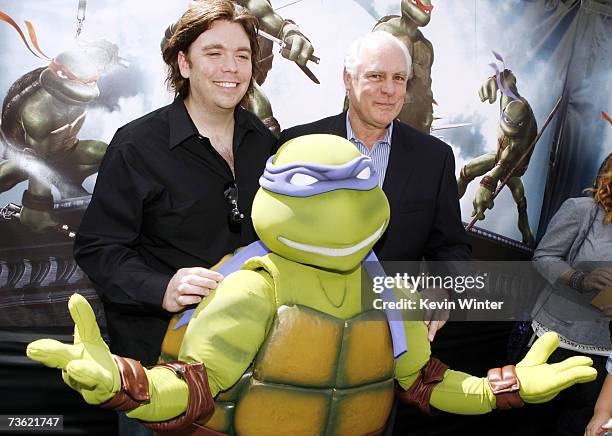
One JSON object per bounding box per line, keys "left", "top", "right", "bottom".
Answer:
{"left": 27, "top": 135, "right": 597, "bottom": 435}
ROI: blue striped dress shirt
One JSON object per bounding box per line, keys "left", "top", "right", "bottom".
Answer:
{"left": 345, "top": 113, "right": 393, "bottom": 187}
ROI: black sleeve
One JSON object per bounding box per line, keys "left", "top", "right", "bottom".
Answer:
{"left": 277, "top": 125, "right": 311, "bottom": 150}
{"left": 276, "top": 128, "right": 294, "bottom": 150}
{"left": 424, "top": 145, "right": 472, "bottom": 261}
{"left": 74, "top": 131, "right": 170, "bottom": 310}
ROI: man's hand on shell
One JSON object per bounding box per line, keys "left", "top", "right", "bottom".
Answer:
{"left": 163, "top": 267, "right": 224, "bottom": 313}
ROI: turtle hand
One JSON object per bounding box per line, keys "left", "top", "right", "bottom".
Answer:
{"left": 26, "top": 294, "right": 120, "bottom": 405}
{"left": 515, "top": 332, "right": 597, "bottom": 404}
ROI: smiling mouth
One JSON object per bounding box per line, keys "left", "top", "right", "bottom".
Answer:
{"left": 214, "top": 81, "right": 238, "bottom": 88}
{"left": 277, "top": 221, "right": 386, "bottom": 257}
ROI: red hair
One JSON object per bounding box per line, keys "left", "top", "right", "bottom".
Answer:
{"left": 586, "top": 153, "right": 612, "bottom": 224}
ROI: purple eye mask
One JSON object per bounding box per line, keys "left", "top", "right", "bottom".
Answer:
{"left": 502, "top": 112, "right": 523, "bottom": 128}
{"left": 259, "top": 154, "right": 378, "bottom": 197}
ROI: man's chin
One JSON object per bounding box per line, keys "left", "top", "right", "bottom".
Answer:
{"left": 373, "top": 116, "right": 397, "bottom": 128}
{"left": 214, "top": 97, "right": 246, "bottom": 111}
{"left": 372, "top": 108, "right": 401, "bottom": 122}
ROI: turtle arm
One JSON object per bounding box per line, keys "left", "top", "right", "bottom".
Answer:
{"left": 427, "top": 370, "right": 497, "bottom": 414}
{"left": 487, "top": 140, "right": 519, "bottom": 182}
{"left": 397, "top": 329, "right": 596, "bottom": 415}
{"left": 126, "top": 269, "right": 276, "bottom": 422}
{"left": 21, "top": 95, "right": 52, "bottom": 146}
{"left": 235, "top": 0, "right": 284, "bottom": 37}
{"left": 394, "top": 320, "right": 497, "bottom": 415}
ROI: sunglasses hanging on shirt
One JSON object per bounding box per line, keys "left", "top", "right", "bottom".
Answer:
{"left": 224, "top": 182, "right": 244, "bottom": 227}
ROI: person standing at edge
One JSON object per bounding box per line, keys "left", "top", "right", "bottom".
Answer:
{"left": 73, "top": 3, "right": 276, "bottom": 433}
{"left": 278, "top": 31, "right": 471, "bottom": 341}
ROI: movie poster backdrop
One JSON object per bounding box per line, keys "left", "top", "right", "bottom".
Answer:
{"left": 0, "top": 0, "right": 609, "bottom": 430}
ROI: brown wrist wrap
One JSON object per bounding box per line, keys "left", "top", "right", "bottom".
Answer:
{"left": 487, "top": 365, "right": 524, "bottom": 410}
{"left": 496, "top": 159, "right": 511, "bottom": 171}
{"left": 278, "top": 19, "right": 307, "bottom": 41}
{"left": 22, "top": 190, "right": 54, "bottom": 211}
{"left": 480, "top": 176, "right": 497, "bottom": 192}
{"left": 140, "top": 361, "right": 214, "bottom": 432}
{"left": 101, "top": 355, "right": 150, "bottom": 411}
{"left": 397, "top": 357, "right": 449, "bottom": 415}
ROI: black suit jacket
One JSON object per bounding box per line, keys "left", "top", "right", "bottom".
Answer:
{"left": 278, "top": 112, "right": 471, "bottom": 261}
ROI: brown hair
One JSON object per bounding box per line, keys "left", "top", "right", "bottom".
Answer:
{"left": 585, "top": 153, "right": 612, "bottom": 224}
{"left": 162, "top": 0, "right": 259, "bottom": 99}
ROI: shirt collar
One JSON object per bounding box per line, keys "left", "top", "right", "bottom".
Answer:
{"left": 345, "top": 112, "right": 393, "bottom": 148}
{"left": 168, "top": 98, "right": 196, "bottom": 149}
{"left": 168, "top": 98, "right": 260, "bottom": 149}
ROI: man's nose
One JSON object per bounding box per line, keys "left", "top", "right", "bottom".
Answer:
{"left": 381, "top": 78, "right": 395, "bottom": 95}
{"left": 222, "top": 54, "right": 238, "bottom": 72}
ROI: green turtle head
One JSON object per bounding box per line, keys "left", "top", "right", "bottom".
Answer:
{"left": 401, "top": 0, "right": 433, "bottom": 27}
{"left": 501, "top": 100, "right": 528, "bottom": 136}
{"left": 252, "top": 134, "right": 390, "bottom": 272}
{"left": 39, "top": 40, "right": 127, "bottom": 105}
{"left": 40, "top": 49, "right": 100, "bottom": 104}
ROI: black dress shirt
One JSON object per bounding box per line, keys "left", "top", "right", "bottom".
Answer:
{"left": 74, "top": 98, "right": 276, "bottom": 364}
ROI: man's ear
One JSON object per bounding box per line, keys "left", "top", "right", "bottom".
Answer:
{"left": 178, "top": 51, "right": 190, "bottom": 79}
{"left": 342, "top": 68, "right": 352, "bottom": 94}
{"left": 404, "top": 78, "right": 411, "bottom": 103}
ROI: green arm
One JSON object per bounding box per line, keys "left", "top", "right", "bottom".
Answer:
{"left": 485, "top": 139, "right": 519, "bottom": 182}
{"left": 393, "top": 316, "right": 496, "bottom": 414}
{"left": 236, "top": 0, "right": 284, "bottom": 37}
{"left": 236, "top": 0, "right": 315, "bottom": 67}
{"left": 429, "top": 371, "right": 497, "bottom": 414}
{"left": 128, "top": 269, "right": 275, "bottom": 422}
{"left": 395, "top": 314, "right": 596, "bottom": 415}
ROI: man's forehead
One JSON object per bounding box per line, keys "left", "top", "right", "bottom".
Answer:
{"left": 359, "top": 58, "right": 408, "bottom": 76}
{"left": 361, "top": 63, "right": 408, "bottom": 75}
{"left": 358, "top": 43, "right": 408, "bottom": 73}
{"left": 199, "top": 41, "right": 252, "bottom": 52}
{"left": 191, "top": 20, "right": 250, "bottom": 49}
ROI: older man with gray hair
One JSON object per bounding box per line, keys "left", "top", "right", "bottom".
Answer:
{"left": 278, "top": 28, "right": 470, "bottom": 294}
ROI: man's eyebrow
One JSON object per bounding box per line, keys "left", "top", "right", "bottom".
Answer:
{"left": 201, "top": 43, "right": 252, "bottom": 53}
{"left": 201, "top": 43, "right": 224, "bottom": 51}
{"left": 363, "top": 69, "right": 408, "bottom": 76}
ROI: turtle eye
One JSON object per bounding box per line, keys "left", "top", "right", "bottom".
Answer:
{"left": 289, "top": 173, "right": 318, "bottom": 186}
{"left": 356, "top": 167, "right": 371, "bottom": 180}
